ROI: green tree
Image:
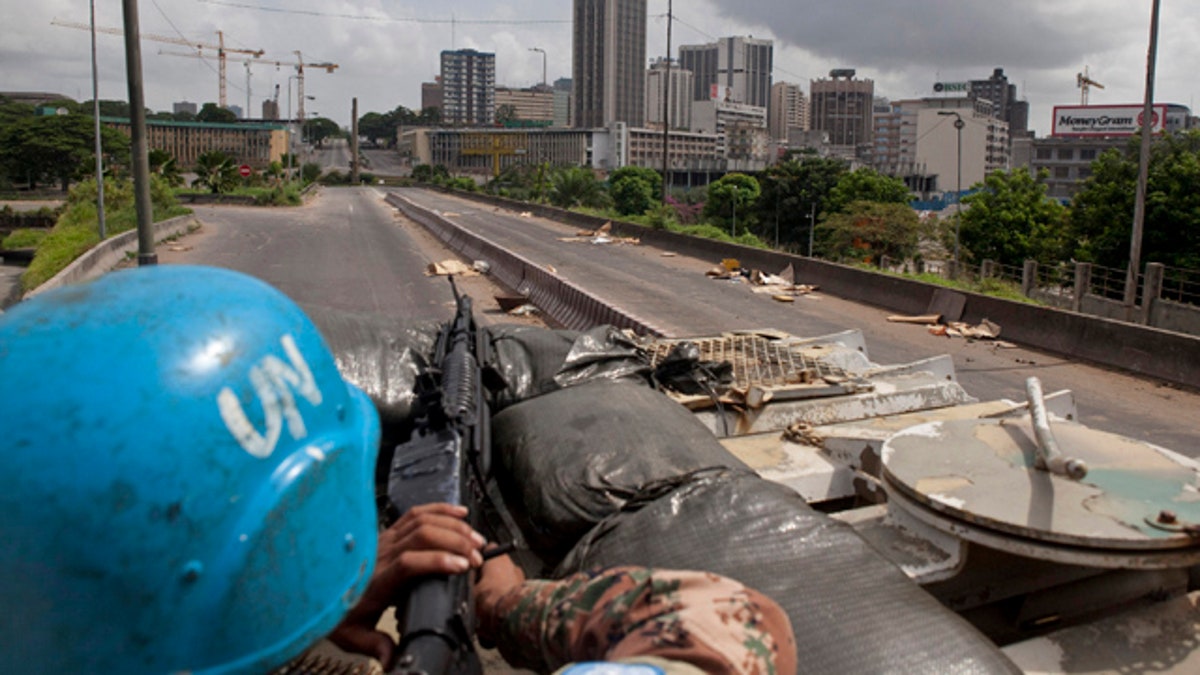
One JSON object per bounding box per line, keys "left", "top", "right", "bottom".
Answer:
{"left": 825, "top": 168, "right": 912, "bottom": 214}
{"left": 0, "top": 114, "right": 130, "bottom": 191}
{"left": 80, "top": 100, "right": 133, "bottom": 118}
{"left": 957, "top": 168, "right": 1069, "bottom": 266}
{"left": 817, "top": 201, "right": 921, "bottom": 263}
{"left": 496, "top": 104, "right": 518, "bottom": 125}
{"left": 412, "top": 164, "right": 451, "bottom": 184}
{"left": 196, "top": 103, "right": 237, "bottom": 123}
{"left": 192, "top": 150, "right": 239, "bottom": 194}
{"left": 301, "top": 162, "right": 323, "bottom": 184}
{"left": 303, "top": 117, "right": 340, "bottom": 147}
{"left": 1070, "top": 130, "right": 1200, "bottom": 270}
{"left": 704, "top": 173, "right": 761, "bottom": 235}
{"left": 417, "top": 107, "right": 441, "bottom": 126}
{"left": 148, "top": 149, "right": 183, "bottom": 187}
{"left": 752, "top": 155, "right": 849, "bottom": 249}
{"left": 358, "top": 111, "right": 393, "bottom": 147}
{"left": 608, "top": 166, "right": 662, "bottom": 216}
{"left": 549, "top": 166, "right": 608, "bottom": 209}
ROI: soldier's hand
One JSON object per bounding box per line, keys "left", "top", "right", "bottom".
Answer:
{"left": 474, "top": 552, "right": 527, "bottom": 648}
{"left": 328, "top": 503, "right": 486, "bottom": 668}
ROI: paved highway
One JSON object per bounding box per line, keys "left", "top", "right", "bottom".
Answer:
{"left": 390, "top": 188, "right": 1200, "bottom": 456}
{"left": 161, "top": 187, "right": 455, "bottom": 320}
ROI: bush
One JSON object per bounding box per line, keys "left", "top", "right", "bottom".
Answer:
{"left": 21, "top": 176, "right": 189, "bottom": 291}
{"left": 2, "top": 228, "right": 48, "bottom": 249}
{"left": 301, "top": 162, "right": 323, "bottom": 184}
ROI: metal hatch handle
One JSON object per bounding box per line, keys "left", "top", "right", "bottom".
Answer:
{"left": 1026, "top": 377, "right": 1088, "bottom": 481}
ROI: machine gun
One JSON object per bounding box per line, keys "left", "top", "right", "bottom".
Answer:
{"left": 386, "top": 277, "right": 506, "bottom": 675}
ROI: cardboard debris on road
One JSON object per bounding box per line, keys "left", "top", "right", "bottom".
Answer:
{"left": 888, "top": 314, "right": 943, "bottom": 325}
{"left": 561, "top": 221, "right": 639, "bottom": 245}
{"left": 507, "top": 304, "right": 539, "bottom": 316}
{"left": 706, "top": 260, "right": 818, "bottom": 298}
{"left": 661, "top": 252, "right": 677, "bottom": 257}
{"left": 772, "top": 294, "right": 795, "bottom": 303}
{"left": 426, "top": 260, "right": 480, "bottom": 277}
{"left": 494, "top": 294, "right": 528, "bottom": 312}
{"left": 518, "top": 211, "right": 533, "bottom": 218}
{"left": 928, "top": 319, "right": 1003, "bottom": 340}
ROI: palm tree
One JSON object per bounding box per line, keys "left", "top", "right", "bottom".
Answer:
{"left": 192, "top": 150, "right": 238, "bottom": 194}
{"left": 549, "top": 166, "right": 607, "bottom": 209}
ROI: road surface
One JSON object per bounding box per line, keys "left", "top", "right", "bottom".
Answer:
{"left": 389, "top": 187, "right": 1200, "bottom": 456}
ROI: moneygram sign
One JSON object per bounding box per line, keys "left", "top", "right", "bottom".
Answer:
{"left": 1052, "top": 104, "right": 1167, "bottom": 137}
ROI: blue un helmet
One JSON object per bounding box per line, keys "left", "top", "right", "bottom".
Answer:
{"left": 0, "top": 266, "right": 381, "bottom": 674}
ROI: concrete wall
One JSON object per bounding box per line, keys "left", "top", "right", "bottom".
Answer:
{"left": 23, "top": 214, "right": 199, "bottom": 300}
{"left": 420, "top": 187, "right": 1200, "bottom": 389}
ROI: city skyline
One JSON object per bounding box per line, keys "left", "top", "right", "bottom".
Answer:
{"left": 3, "top": 0, "right": 1197, "bottom": 136}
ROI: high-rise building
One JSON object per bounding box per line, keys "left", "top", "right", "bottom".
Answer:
{"left": 173, "top": 101, "right": 198, "bottom": 116}
{"left": 572, "top": 0, "right": 647, "bottom": 128}
{"left": 678, "top": 36, "right": 773, "bottom": 108}
{"left": 421, "top": 78, "right": 444, "bottom": 117}
{"left": 440, "top": 49, "right": 496, "bottom": 127}
{"left": 645, "top": 58, "right": 693, "bottom": 130}
{"left": 494, "top": 87, "right": 556, "bottom": 125}
{"left": 769, "top": 81, "right": 807, "bottom": 140}
{"left": 810, "top": 69, "right": 874, "bottom": 157}
{"left": 969, "top": 68, "right": 1028, "bottom": 139}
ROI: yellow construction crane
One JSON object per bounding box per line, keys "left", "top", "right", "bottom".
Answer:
{"left": 1076, "top": 67, "right": 1105, "bottom": 105}
{"left": 51, "top": 19, "right": 263, "bottom": 108}
{"left": 159, "top": 49, "right": 337, "bottom": 122}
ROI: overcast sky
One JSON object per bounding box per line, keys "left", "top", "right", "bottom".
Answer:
{"left": 2, "top": 0, "right": 1197, "bottom": 136}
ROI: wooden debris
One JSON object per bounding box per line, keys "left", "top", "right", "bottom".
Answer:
{"left": 888, "top": 314, "right": 943, "bottom": 324}
{"left": 426, "top": 260, "right": 478, "bottom": 277}
{"left": 772, "top": 294, "right": 795, "bottom": 303}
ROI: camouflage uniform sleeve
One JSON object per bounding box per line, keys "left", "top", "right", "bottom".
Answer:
{"left": 490, "top": 567, "right": 796, "bottom": 675}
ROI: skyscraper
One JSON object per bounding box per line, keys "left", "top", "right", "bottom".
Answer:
{"left": 969, "top": 67, "right": 1029, "bottom": 139}
{"left": 769, "top": 81, "right": 807, "bottom": 140}
{"left": 441, "top": 49, "right": 496, "bottom": 127}
{"left": 645, "top": 58, "right": 693, "bottom": 130}
{"left": 679, "top": 36, "right": 773, "bottom": 108}
{"left": 572, "top": 0, "right": 647, "bottom": 128}
{"left": 810, "top": 69, "right": 874, "bottom": 155}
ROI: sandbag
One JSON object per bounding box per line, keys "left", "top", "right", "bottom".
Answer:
{"left": 557, "top": 469, "right": 1020, "bottom": 675}
{"left": 492, "top": 381, "right": 749, "bottom": 562}
{"left": 487, "top": 325, "right": 580, "bottom": 409}
{"left": 488, "top": 325, "right": 652, "bottom": 410}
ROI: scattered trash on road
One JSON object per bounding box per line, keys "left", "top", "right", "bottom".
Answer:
{"left": 888, "top": 314, "right": 943, "bottom": 325}
{"left": 507, "top": 304, "right": 539, "bottom": 316}
{"left": 472, "top": 260, "right": 491, "bottom": 274}
{"left": 706, "top": 260, "right": 818, "bottom": 298}
{"left": 426, "top": 260, "right": 479, "bottom": 277}
{"left": 560, "top": 221, "right": 639, "bottom": 245}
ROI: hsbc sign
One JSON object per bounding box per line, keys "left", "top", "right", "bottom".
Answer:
{"left": 1052, "top": 104, "right": 1167, "bottom": 137}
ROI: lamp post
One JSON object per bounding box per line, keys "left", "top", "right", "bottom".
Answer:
{"left": 528, "top": 47, "right": 546, "bottom": 87}
{"left": 90, "top": 0, "right": 106, "bottom": 240}
{"left": 1125, "top": 0, "right": 1162, "bottom": 321}
{"left": 806, "top": 202, "right": 816, "bottom": 257}
{"left": 938, "top": 110, "right": 965, "bottom": 266}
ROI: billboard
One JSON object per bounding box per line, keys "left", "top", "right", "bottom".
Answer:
{"left": 933, "top": 82, "right": 969, "bottom": 93}
{"left": 1052, "top": 104, "right": 1167, "bottom": 137}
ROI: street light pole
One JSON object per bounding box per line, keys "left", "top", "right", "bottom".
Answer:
{"left": 90, "top": 0, "right": 106, "bottom": 240}
{"left": 938, "top": 110, "right": 965, "bottom": 266}
{"left": 528, "top": 47, "right": 547, "bottom": 87}
{"left": 1125, "top": 0, "right": 1162, "bottom": 320}
{"left": 807, "top": 202, "right": 816, "bottom": 257}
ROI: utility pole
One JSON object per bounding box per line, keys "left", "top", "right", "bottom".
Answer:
{"left": 121, "top": 0, "right": 156, "bottom": 265}
{"left": 528, "top": 47, "right": 547, "bottom": 87}
{"left": 807, "top": 202, "right": 816, "bottom": 257}
{"left": 90, "top": 0, "right": 106, "bottom": 240}
{"left": 938, "top": 110, "right": 965, "bottom": 266}
{"left": 1125, "top": 0, "right": 1162, "bottom": 321}
{"left": 350, "top": 97, "right": 360, "bottom": 184}
{"left": 661, "top": 0, "right": 673, "bottom": 204}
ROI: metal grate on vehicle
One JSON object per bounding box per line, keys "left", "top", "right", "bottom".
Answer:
{"left": 646, "top": 334, "right": 853, "bottom": 391}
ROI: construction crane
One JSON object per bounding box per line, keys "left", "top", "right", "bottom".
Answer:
{"left": 159, "top": 49, "right": 337, "bottom": 122}
{"left": 1076, "top": 67, "right": 1105, "bottom": 106}
{"left": 51, "top": 19, "right": 263, "bottom": 108}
